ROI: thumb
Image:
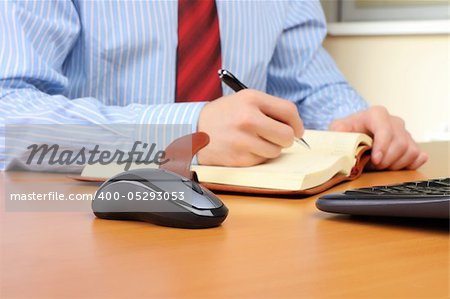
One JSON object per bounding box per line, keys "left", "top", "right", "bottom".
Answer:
{"left": 329, "top": 119, "right": 353, "bottom": 132}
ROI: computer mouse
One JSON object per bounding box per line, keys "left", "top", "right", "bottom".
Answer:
{"left": 92, "top": 168, "right": 228, "bottom": 229}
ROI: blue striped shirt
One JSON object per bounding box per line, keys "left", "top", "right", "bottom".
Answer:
{"left": 0, "top": 0, "right": 368, "bottom": 171}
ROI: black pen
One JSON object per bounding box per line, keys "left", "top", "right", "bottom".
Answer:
{"left": 218, "top": 69, "right": 310, "bottom": 149}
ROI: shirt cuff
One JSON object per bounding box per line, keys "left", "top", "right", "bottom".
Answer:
{"left": 135, "top": 102, "right": 208, "bottom": 165}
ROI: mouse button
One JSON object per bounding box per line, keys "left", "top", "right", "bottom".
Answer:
{"left": 109, "top": 173, "right": 149, "bottom": 185}
{"left": 144, "top": 181, "right": 204, "bottom": 209}
{"left": 200, "top": 190, "right": 224, "bottom": 209}
{"left": 191, "top": 181, "right": 204, "bottom": 194}
{"left": 182, "top": 180, "right": 203, "bottom": 194}
{"left": 178, "top": 189, "right": 224, "bottom": 210}
{"left": 110, "top": 171, "right": 180, "bottom": 194}
{"left": 113, "top": 174, "right": 165, "bottom": 193}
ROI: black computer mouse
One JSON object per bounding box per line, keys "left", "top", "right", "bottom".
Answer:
{"left": 92, "top": 168, "right": 228, "bottom": 229}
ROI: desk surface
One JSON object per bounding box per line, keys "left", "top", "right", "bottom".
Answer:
{"left": 1, "top": 142, "right": 449, "bottom": 298}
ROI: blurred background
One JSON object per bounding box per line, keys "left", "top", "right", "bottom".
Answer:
{"left": 320, "top": 0, "right": 449, "bottom": 142}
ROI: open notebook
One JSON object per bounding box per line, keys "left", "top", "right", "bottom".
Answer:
{"left": 77, "top": 130, "right": 373, "bottom": 195}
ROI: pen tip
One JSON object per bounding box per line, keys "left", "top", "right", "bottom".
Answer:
{"left": 295, "top": 138, "right": 311, "bottom": 149}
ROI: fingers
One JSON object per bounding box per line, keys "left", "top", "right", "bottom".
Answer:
{"left": 227, "top": 133, "right": 273, "bottom": 165}
{"left": 369, "top": 114, "right": 427, "bottom": 170}
{"left": 364, "top": 107, "right": 394, "bottom": 165}
{"left": 378, "top": 144, "right": 427, "bottom": 170}
{"left": 254, "top": 111, "right": 295, "bottom": 147}
{"left": 197, "top": 131, "right": 270, "bottom": 166}
{"left": 330, "top": 107, "right": 394, "bottom": 166}
{"left": 384, "top": 128, "right": 419, "bottom": 170}
{"left": 199, "top": 90, "right": 426, "bottom": 170}
{"left": 235, "top": 108, "right": 295, "bottom": 148}
{"left": 230, "top": 152, "right": 268, "bottom": 167}
{"left": 406, "top": 152, "right": 428, "bottom": 170}
{"left": 330, "top": 107, "right": 426, "bottom": 171}
{"left": 375, "top": 117, "right": 407, "bottom": 168}
{"left": 329, "top": 119, "right": 354, "bottom": 132}
{"left": 197, "top": 90, "right": 301, "bottom": 167}
{"left": 249, "top": 90, "right": 304, "bottom": 138}
{"left": 245, "top": 133, "right": 283, "bottom": 159}
{"left": 378, "top": 137, "right": 411, "bottom": 169}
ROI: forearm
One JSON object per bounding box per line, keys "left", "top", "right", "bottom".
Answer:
{"left": 266, "top": 0, "right": 368, "bottom": 130}
{"left": 1, "top": 87, "right": 206, "bottom": 171}
{"left": 295, "top": 47, "right": 369, "bottom": 130}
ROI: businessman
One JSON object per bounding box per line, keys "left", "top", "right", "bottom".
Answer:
{"left": 0, "top": 0, "right": 427, "bottom": 171}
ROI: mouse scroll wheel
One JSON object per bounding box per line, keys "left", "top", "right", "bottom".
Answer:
{"left": 182, "top": 180, "right": 204, "bottom": 194}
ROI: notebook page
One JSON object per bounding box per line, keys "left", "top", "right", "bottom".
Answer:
{"left": 193, "top": 151, "right": 351, "bottom": 190}
{"left": 193, "top": 131, "right": 372, "bottom": 190}
{"left": 300, "top": 130, "right": 372, "bottom": 156}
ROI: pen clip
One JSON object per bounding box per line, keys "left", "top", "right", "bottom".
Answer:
{"left": 218, "top": 69, "right": 248, "bottom": 91}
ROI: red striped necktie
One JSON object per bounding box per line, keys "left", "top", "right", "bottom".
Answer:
{"left": 175, "top": 0, "right": 222, "bottom": 102}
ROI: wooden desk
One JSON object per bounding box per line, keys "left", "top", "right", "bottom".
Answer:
{"left": 1, "top": 142, "right": 449, "bottom": 298}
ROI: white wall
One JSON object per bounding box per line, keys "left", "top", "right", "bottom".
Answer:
{"left": 323, "top": 34, "right": 449, "bottom": 142}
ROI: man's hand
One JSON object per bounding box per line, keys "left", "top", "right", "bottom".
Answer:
{"left": 197, "top": 89, "right": 303, "bottom": 166}
{"left": 329, "top": 106, "right": 428, "bottom": 170}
